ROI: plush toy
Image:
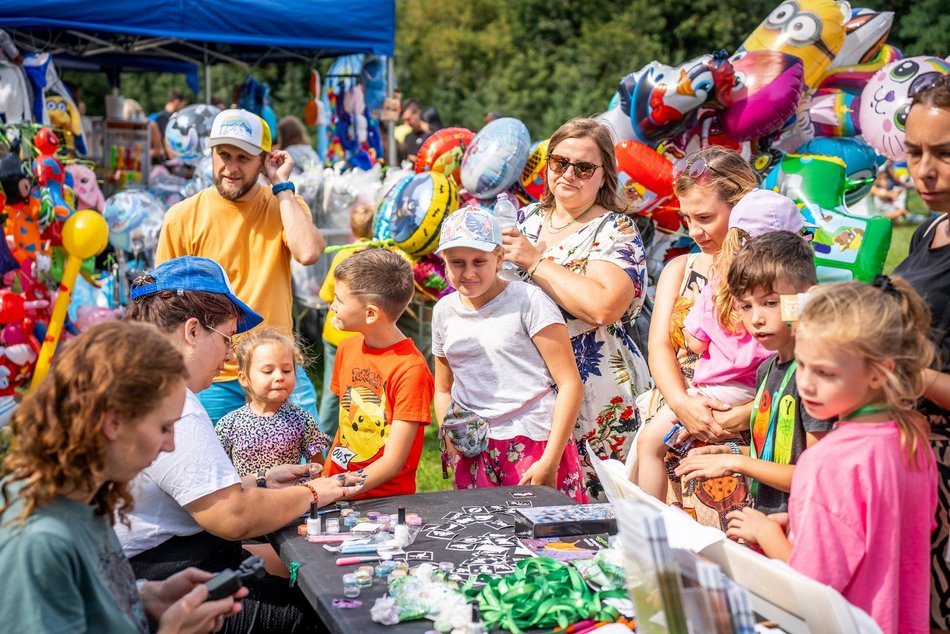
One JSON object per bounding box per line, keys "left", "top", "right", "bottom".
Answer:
{"left": 65, "top": 164, "right": 105, "bottom": 211}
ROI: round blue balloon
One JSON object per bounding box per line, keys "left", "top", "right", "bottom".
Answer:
{"left": 374, "top": 174, "right": 413, "bottom": 240}
{"left": 461, "top": 117, "right": 531, "bottom": 199}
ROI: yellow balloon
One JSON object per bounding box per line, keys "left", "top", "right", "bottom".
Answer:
{"left": 62, "top": 209, "right": 109, "bottom": 260}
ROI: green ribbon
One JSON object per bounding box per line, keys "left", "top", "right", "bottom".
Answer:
{"left": 462, "top": 558, "right": 625, "bottom": 634}
{"left": 288, "top": 561, "right": 299, "bottom": 588}
{"left": 323, "top": 239, "right": 394, "bottom": 255}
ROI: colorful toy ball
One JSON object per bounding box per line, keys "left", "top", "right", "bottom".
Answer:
{"left": 391, "top": 172, "right": 458, "bottom": 256}
{"left": 859, "top": 56, "right": 950, "bottom": 160}
{"left": 460, "top": 118, "right": 531, "bottom": 200}
{"left": 164, "top": 104, "right": 221, "bottom": 165}
{"left": 102, "top": 190, "right": 167, "bottom": 251}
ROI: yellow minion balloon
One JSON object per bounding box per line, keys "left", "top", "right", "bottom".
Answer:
{"left": 741, "top": 0, "right": 851, "bottom": 90}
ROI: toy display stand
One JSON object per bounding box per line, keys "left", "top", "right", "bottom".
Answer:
{"left": 93, "top": 118, "right": 151, "bottom": 198}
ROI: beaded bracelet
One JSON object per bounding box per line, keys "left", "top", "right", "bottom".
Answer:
{"left": 724, "top": 440, "right": 740, "bottom": 455}
{"left": 528, "top": 257, "right": 544, "bottom": 277}
{"left": 296, "top": 481, "right": 319, "bottom": 505}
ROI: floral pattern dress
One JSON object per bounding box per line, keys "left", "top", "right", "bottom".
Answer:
{"left": 519, "top": 204, "right": 651, "bottom": 500}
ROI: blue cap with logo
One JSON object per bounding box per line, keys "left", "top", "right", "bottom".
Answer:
{"left": 130, "top": 256, "right": 264, "bottom": 333}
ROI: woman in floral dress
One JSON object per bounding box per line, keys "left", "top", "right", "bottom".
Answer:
{"left": 502, "top": 117, "right": 649, "bottom": 500}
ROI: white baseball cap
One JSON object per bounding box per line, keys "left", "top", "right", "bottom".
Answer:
{"left": 208, "top": 109, "right": 272, "bottom": 156}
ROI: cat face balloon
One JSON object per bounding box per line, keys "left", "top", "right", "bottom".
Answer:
{"left": 859, "top": 56, "right": 950, "bottom": 160}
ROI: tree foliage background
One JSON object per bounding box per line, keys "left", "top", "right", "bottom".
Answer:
{"left": 65, "top": 0, "right": 946, "bottom": 140}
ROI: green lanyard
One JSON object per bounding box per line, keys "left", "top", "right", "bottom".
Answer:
{"left": 844, "top": 402, "right": 891, "bottom": 420}
{"left": 749, "top": 358, "right": 797, "bottom": 497}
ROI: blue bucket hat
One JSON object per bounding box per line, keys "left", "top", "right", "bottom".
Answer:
{"left": 130, "top": 256, "right": 264, "bottom": 333}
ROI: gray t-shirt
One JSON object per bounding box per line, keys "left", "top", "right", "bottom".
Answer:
{"left": 752, "top": 354, "right": 835, "bottom": 515}
{"left": 0, "top": 480, "right": 149, "bottom": 633}
{"left": 432, "top": 281, "right": 565, "bottom": 441}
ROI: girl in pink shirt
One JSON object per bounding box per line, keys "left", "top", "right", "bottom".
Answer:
{"left": 636, "top": 190, "right": 803, "bottom": 499}
{"left": 726, "top": 277, "right": 937, "bottom": 634}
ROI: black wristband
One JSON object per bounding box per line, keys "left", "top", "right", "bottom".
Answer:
{"left": 256, "top": 469, "right": 267, "bottom": 488}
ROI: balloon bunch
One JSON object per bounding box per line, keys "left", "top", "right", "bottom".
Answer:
{"left": 602, "top": 0, "right": 948, "bottom": 282}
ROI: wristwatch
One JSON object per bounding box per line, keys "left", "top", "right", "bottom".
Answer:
{"left": 256, "top": 469, "right": 267, "bottom": 488}
{"left": 272, "top": 181, "right": 295, "bottom": 195}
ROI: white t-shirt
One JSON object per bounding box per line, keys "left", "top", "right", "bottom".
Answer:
{"left": 115, "top": 389, "right": 242, "bottom": 558}
{"left": 431, "top": 281, "right": 565, "bottom": 441}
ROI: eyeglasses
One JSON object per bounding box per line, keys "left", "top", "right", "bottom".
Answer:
{"left": 204, "top": 324, "right": 235, "bottom": 351}
{"left": 672, "top": 156, "right": 742, "bottom": 191}
{"left": 545, "top": 154, "right": 603, "bottom": 180}
{"left": 910, "top": 72, "right": 950, "bottom": 100}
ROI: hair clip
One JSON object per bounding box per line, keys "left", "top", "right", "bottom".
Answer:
{"left": 176, "top": 289, "right": 184, "bottom": 296}
{"left": 871, "top": 274, "right": 900, "bottom": 298}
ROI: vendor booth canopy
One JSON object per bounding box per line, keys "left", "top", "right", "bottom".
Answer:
{"left": 0, "top": 0, "right": 395, "bottom": 65}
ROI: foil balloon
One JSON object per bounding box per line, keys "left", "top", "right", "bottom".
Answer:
{"left": 597, "top": 103, "right": 636, "bottom": 143}
{"left": 721, "top": 50, "right": 805, "bottom": 140}
{"left": 460, "top": 118, "right": 531, "bottom": 200}
{"left": 826, "top": 9, "right": 893, "bottom": 70}
{"left": 373, "top": 173, "right": 413, "bottom": 241}
{"left": 102, "top": 190, "right": 167, "bottom": 251}
{"left": 795, "top": 137, "right": 884, "bottom": 205}
{"left": 614, "top": 140, "right": 681, "bottom": 232}
{"left": 391, "top": 172, "right": 458, "bottom": 256}
{"left": 740, "top": 0, "right": 851, "bottom": 90}
{"left": 412, "top": 253, "right": 453, "bottom": 302}
{"left": 623, "top": 52, "right": 734, "bottom": 147}
{"left": 762, "top": 153, "right": 890, "bottom": 282}
{"left": 859, "top": 56, "right": 950, "bottom": 160}
{"left": 818, "top": 44, "right": 901, "bottom": 95}
{"left": 31, "top": 128, "right": 73, "bottom": 221}
{"left": 414, "top": 127, "right": 475, "bottom": 186}
{"left": 679, "top": 111, "right": 743, "bottom": 154}
{"left": 808, "top": 90, "right": 861, "bottom": 136}
{"left": 164, "top": 104, "right": 221, "bottom": 165}
{"left": 520, "top": 139, "right": 549, "bottom": 202}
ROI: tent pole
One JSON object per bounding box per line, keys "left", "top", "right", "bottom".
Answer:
{"left": 386, "top": 55, "right": 396, "bottom": 166}
{"left": 204, "top": 49, "right": 211, "bottom": 103}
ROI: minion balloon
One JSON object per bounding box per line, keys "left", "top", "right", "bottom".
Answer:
{"left": 741, "top": 0, "right": 851, "bottom": 90}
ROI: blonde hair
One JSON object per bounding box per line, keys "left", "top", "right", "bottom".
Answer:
{"left": 350, "top": 204, "right": 375, "bottom": 240}
{"left": 673, "top": 146, "right": 757, "bottom": 207}
{"left": 540, "top": 117, "right": 628, "bottom": 214}
{"left": 235, "top": 328, "right": 306, "bottom": 399}
{"left": 710, "top": 228, "right": 748, "bottom": 333}
{"left": 1, "top": 322, "right": 188, "bottom": 526}
{"left": 798, "top": 278, "right": 934, "bottom": 466}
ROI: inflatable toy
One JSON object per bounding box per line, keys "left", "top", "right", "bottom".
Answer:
{"left": 391, "top": 172, "right": 458, "bottom": 256}
{"left": 103, "top": 190, "right": 166, "bottom": 251}
{"left": 520, "top": 139, "right": 549, "bottom": 202}
{"left": 721, "top": 49, "right": 805, "bottom": 140}
{"left": 164, "top": 104, "right": 221, "bottom": 164}
{"left": 763, "top": 154, "right": 890, "bottom": 282}
{"left": 44, "top": 95, "right": 84, "bottom": 153}
{"left": 414, "top": 127, "right": 475, "bottom": 186}
{"left": 373, "top": 173, "right": 413, "bottom": 241}
{"left": 622, "top": 51, "right": 734, "bottom": 147}
{"left": 614, "top": 140, "right": 681, "bottom": 231}
{"left": 826, "top": 9, "right": 893, "bottom": 70}
{"left": 808, "top": 90, "right": 861, "bottom": 137}
{"left": 795, "top": 137, "right": 884, "bottom": 205}
{"left": 740, "top": 0, "right": 851, "bottom": 90}
{"left": 859, "top": 56, "right": 950, "bottom": 160}
{"left": 30, "top": 209, "right": 108, "bottom": 390}
{"left": 65, "top": 164, "right": 105, "bottom": 212}
{"left": 818, "top": 44, "right": 901, "bottom": 94}
{"left": 31, "top": 128, "right": 73, "bottom": 221}
{"left": 460, "top": 118, "right": 531, "bottom": 199}
{"left": 597, "top": 103, "right": 636, "bottom": 143}
{"left": 412, "top": 253, "right": 453, "bottom": 302}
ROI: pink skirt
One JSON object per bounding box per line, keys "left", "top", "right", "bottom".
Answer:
{"left": 454, "top": 435, "right": 589, "bottom": 503}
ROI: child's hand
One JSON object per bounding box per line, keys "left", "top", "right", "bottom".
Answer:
{"left": 686, "top": 445, "right": 731, "bottom": 457}
{"left": 674, "top": 452, "right": 739, "bottom": 482}
{"left": 517, "top": 460, "right": 558, "bottom": 489}
{"left": 725, "top": 507, "right": 777, "bottom": 545}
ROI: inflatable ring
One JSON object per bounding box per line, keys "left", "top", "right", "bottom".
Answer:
{"left": 392, "top": 172, "right": 459, "bottom": 257}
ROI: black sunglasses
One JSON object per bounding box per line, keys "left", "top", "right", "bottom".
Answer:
{"left": 545, "top": 154, "right": 603, "bottom": 180}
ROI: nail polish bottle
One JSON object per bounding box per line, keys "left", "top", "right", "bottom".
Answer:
{"left": 306, "top": 501, "right": 321, "bottom": 539}
{"left": 393, "top": 506, "right": 409, "bottom": 548}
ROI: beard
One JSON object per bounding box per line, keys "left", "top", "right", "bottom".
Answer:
{"left": 214, "top": 167, "right": 262, "bottom": 201}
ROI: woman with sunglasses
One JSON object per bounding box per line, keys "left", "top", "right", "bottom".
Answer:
{"left": 118, "top": 256, "right": 362, "bottom": 633}
{"left": 892, "top": 75, "right": 950, "bottom": 630}
{"left": 501, "top": 117, "right": 650, "bottom": 500}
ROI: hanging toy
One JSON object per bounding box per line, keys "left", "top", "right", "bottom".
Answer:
{"left": 31, "top": 128, "right": 74, "bottom": 222}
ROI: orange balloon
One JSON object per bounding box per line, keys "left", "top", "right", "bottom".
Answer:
{"left": 414, "top": 127, "right": 475, "bottom": 185}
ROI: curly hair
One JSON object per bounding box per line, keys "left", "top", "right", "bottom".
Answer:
{"left": 797, "top": 278, "right": 935, "bottom": 467}
{"left": 1, "top": 321, "right": 188, "bottom": 526}
{"left": 540, "top": 117, "right": 628, "bottom": 214}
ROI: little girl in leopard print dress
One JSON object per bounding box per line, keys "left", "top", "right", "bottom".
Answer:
{"left": 216, "top": 329, "right": 331, "bottom": 476}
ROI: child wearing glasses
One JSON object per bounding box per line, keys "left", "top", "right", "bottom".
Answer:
{"left": 216, "top": 328, "right": 331, "bottom": 477}
{"left": 635, "top": 190, "right": 806, "bottom": 501}
{"left": 433, "top": 206, "right": 587, "bottom": 501}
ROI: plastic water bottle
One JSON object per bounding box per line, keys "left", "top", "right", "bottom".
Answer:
{"left": 493, "top": 193, "right": 522, "bottom": 281}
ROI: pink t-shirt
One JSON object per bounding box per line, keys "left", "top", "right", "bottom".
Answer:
{"left": 787, "top": 420, "right": 936, "bottom": 634}
{"left": 683, "top": 282, "right": 770, "bottom": 387}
